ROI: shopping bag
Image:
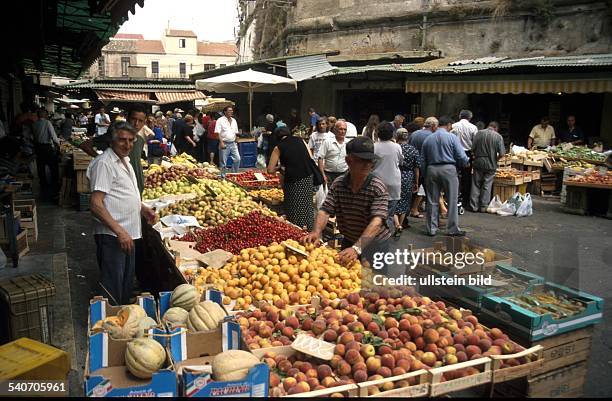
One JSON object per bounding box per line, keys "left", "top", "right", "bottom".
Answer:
{"left": 256, "top": 154, "right": 267, "bottom": 169}
{"left": 315, "top": 185, "right": 328, "bottom": 209}
{"left": 508, "top": 192, "right": 524, "bottom": 210}
{"left": 486, "top": 195, "right": 503, "bottom": 214}
{"left": 516, "top": 193, "right": 533, "bottom": 217}
{"left": 496, "top": 201, "right": 517, "bottom": 216}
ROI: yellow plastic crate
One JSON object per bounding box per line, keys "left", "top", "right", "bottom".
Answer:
{"left": 0, "top": 337, "right": 70, "bottom": 380}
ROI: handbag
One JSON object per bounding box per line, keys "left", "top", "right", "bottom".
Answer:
{"left": 301, "top": 139, "right": 324, "bottom": 187}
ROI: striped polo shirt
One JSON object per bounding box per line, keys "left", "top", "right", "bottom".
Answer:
{"left": 321, "top": 172, "right": 391, "bottom": 243}
{"left": 87, "top": 148, "right": 142, "bottom": 240}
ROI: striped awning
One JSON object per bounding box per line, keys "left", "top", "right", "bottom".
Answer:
{"left": 286, "top": 54, "right": 336, "bottom": 81}
{"left": 95, "top": 90, "right": 153, "bottom": 102}
{"left": 155, "top": 91, "right": 207, "bottom": 104}
{"left": 405, "top": 79, "right": 612, "bottom": 94}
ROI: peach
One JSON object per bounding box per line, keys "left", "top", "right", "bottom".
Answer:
{"left": 285, "top": 316, "right": 299, "bottom": 329}
{"left": 294, "top": 372, "right": 308, "bottom": 382}
{"left": 337, "top": 361, "right": 352, "bottom": 376}
{"left": 345, "top": 349, "right": 363, "bottom": 365}
{"left": 353, "top": 369, "right": 368, "bottom": 383}
{"left": 392, "top": 367, "right": 407, "bottom": 376}
{"left": 361, "top": 344, "right": 375, "bottom": 358}
{"left": 466, "top": 345, "right": 482, "bottom": 358}
{"left": 424, "top": 328, "right": 440, "bottom": 344}
{"left": 378, "top": 345, "right": 393, "bottom": 355}
{"left": 306, "top": 377, "right": 320, "bottom": 390}
{"left": 323, "top": 329, "right": 338, "bottom": 342}
{"left": 408, "top": 324, "right": 423, "bottom": 339}
{"left": 456, "top": 351, "right": 468, "bottom": 363}
{"left": 270, "top": 372, "right": 281, "bottom": 387}
{"left": 321, "top": 376, "right": 336, "bottom": 387}
{"left": 366, "top": 356, "right": 381, "bottom": 373}
{"left": 397, "top": 358, "right": 411, "bottom": 371}
{"left": 306, "top": 368, "right": 318, "bottom": 379}
{"left": 334, "top": 343, "right": 346, "bottom": 356}
{"left": 317, "top": 364, "right": 333, "bottom": 380}
{"left": 299, "top": 362, "right": 313, "bottom": 373}
{"left": 338, "top": 332, "right": 355, "bottom": 345}
{"left": 376, "top": 366, "right": 392, "bottom": 378}
{"left": 381, "top": 354, "right": 396, "bottom": 369}
{"left": 421, "top": 351, "right": 437, "bottom": 367}
{"left": 283, "top": 377, "right": 297, "bottom": 391}
{"left": 345, "top": 341, "right": 361, "bottom": 352}
{"left": 444, "top": 354, "right": 458, "bottom": 365}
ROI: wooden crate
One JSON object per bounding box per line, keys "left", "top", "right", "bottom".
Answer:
{"left": 13, "top": 199, "right": 37, "bottom": 242}
{"left": 526, "top": 327, "right": 593, "bottom": 376}
{"left": 428, "top": 357, "right": 493, "bottom": 396}
{"left": 0, "top": 229, "right": 29, "bottom": 257}
{"left": 494, "top": 361, "right": 587, "bottom": 398}
{"left": 76, "top": 170, "right": 90, "bottom": 193}
{"left": 73, "top": 149, "right": 92, "bottom": 170}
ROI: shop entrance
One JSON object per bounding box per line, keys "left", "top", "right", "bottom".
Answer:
{"left": 468, "top": 93, "right": 605, "bottom": 147}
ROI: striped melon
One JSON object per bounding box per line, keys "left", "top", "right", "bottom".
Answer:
{"left": 162, "top": 307, "right": 189, "bottom": 328}
{"left": 125, "top": 338, "right": 166, "bottom": 379}
{"left": 170, "top": 284, "right": 200, "bottom": 311}
{"left": 187, "top": 300, "right": 227, "bottom": 332}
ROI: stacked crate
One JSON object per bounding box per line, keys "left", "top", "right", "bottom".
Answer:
{"left": 73, "top": 149, "right": 92, "bottom": 211}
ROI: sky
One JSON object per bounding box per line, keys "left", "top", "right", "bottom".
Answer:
{"left": 118, "top": 0, "right": 239, "bottom": 42}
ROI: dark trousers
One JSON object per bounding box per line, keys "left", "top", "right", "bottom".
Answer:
{"left": 325, "top": 171, "right": 346, "bottom": 186}
{"left": 459, "top": 151, "right": 473, "bottom": 203}
{"left": 95, "top": 234, "right": 136, "bottom": 305}
{"left": 35, "top": 144, "right": 59, "bottom": 196}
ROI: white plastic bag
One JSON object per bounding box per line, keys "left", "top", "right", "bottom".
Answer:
{"left": 315, "top": 185, "right": 328, "bottom": 209}
{"left": 256, "top": 154, "right": 267, "bottom": 169}
{"left": 417, "top": 184, "right": 425, "bottom": 197}
{"left": 508, "top": 192, "right": 524, "bottom": 210}
{"left": 496, "top": 201, "right": 517, "bottom": 216}
{"left": 516, "top": 193, "right": 533, "bottom": 217}
{"left": 486, "top": 195, "right": 503, "bottom": 214}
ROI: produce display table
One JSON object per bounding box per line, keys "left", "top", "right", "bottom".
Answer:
{"left": 562, "top": 181, "right": 612, "bottom": 218}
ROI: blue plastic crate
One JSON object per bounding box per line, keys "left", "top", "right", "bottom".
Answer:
{"left": 238, "top": 141, "right": 257, "bottom": 156}
{"left": 480, "top": 281, "right": 604, "bottom": 341}
{"left": 420, "top": 263, "right": 544, "bottom": 312}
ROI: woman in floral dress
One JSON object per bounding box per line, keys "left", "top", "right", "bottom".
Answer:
{"left": 395, "top": 128, "right": 420, "bottom": 236}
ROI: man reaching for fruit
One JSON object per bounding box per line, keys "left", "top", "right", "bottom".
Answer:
{"left": 303, "top": 136, "right": 391, "bottom": 272}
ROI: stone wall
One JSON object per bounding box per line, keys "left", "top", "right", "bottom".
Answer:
{"left": 247, "top": 0, "right": 611, "bottom": 59}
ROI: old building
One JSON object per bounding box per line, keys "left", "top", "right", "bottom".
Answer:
{"left": 89, "top": 29, "right": 237, "bottom": 79}
{"left": 220, "top": 0, "right": 612, "bottom": 145}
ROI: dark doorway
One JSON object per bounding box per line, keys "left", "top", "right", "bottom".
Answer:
{"left": 340, "top": 90, "right": 421, "bottom": 132}
{"left": 469, "top": 93, "right": 604, "bottom": 147}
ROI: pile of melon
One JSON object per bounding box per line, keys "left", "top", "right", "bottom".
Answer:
{"left": 91, "top": 304, "right": 158, "bottom": 340}
{"left": 162, "top": 284, "right": 228, "bottom": 332}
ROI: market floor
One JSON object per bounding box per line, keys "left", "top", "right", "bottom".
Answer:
{"left": 1, "top": 196, "right": 610, "bottom": 397}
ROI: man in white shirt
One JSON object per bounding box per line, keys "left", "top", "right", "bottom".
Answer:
{"left": 215, "top": 106, "right": 241, "bottom": 174}
{"left": 528, "top": 117, "right": 556, "bottom": 149}
{"left": 87, "top": 121, "right": 156, "bottom": 305}
{"left": 318, "top": 121, "right": 349, "bottom": 186}
{"left": 95, "top": 106, "right": 110, "bottom": 137}
{"left": 451, "top": 109, "right": 478, "bottom": 204}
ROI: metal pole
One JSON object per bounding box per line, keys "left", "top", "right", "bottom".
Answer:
{"left": 249, "top": 88, "right": 253, "bottom": 133}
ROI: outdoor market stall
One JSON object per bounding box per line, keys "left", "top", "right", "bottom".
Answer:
{"left": 72, "top": 150, "right": 605, "bottom": 398}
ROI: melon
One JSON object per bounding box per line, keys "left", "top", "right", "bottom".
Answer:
{"left": 187, "top": 301, "right": 227, "bottom": 332}
{"left": 162, "top": 307, "right": 189, "bottom": 328}
{"left": 170, "top": 284, "right": 200, "bottom": 311}
{"left": 125, "top": 338, "right": 166, "bottom": 379}
{"left": 213, "top": 350, "right": 261, "bottom": 382}
{"left": 135, "top": 316, "right": 159, "bottom": 338}
{"left": 119, "top": 305, "right": 147, "bottom": 339}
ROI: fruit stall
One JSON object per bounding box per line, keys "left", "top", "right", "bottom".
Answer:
{"left": 76, "top": 152, "right": 606, "bottom": 398}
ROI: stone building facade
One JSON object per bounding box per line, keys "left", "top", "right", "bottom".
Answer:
{"left": 239, "top": 0, "right": 611, "bottom": 61}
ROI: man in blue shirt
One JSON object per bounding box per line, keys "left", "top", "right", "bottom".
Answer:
{"left": 308, "top": 107, "right": 320, "bottom": 134}
{"left": 422, "top": 116, "right": 469, "bottom": 236}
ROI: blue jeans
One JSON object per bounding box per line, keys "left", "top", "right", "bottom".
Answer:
{"left": 220, "top": 141, "right": 241, "bottom": 173}
{"left": 95, "top": 234, "right": 135, "bottom": 305}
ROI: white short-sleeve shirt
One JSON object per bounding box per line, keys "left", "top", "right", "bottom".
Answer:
{"left": 214, "top": 116, "right": 239, "bottom": 142}
{"left": 317, "top": 137, "right": 348, "bottom": 173}
{"left": 95, "top": 113, "right": 110, "bottom": 136}
{"left": 86, "top": 148, "right": 142, "bottom": 239}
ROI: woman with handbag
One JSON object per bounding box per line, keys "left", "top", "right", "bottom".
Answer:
{"left": 267, "top": 126, "right": 317, "bottom": 231}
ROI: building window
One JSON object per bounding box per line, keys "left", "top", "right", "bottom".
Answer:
{"left": 179, "top": 38, "right": 186, "bottom": 48}
{"left": 151, "top": 61, "right": 159, "bottom": 77}
{"left": 121, "top": 57, "right": 130, "bottom": 76}
{"left": 204, "top": 64, "right": 216, "bottom": 71}
{"left": 179, "top": 62, "right": 186, "bottom": 78}
{"left": 98, "top": 57, "right": 105, "bottom": 77}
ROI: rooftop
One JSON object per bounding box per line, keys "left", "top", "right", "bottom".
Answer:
{"left": 113, "top": 33, "right": 144, "bottom": 40}
{"left": 166, "top": 29, "right": 197, "bottom": 38}
{"left": 197, "top": 42, "right": 236, "bottom": 57}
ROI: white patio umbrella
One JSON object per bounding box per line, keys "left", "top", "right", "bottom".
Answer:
{"left": 195, "top": 68, "right": 297, "bottom": 132}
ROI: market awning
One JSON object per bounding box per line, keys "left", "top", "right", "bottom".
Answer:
{"left": 286, "top": 54, "right": 336, "bottom": 81}
{"left": 95, "top": 90, "right": 154, "bottom": 103}
{"left": 154, "top": 91, "right": 207, "bottom": 104}
{"left": 406, "top": 78, "right": 612, "bottom": 94}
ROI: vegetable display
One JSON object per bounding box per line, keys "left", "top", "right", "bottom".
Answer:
{"left": 507, "top": 291, "right": 586, "bottom": 319}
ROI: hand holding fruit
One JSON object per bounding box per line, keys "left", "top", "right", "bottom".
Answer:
{"left": 302, "top": 231, "right": 321, "bottom": 246}
{"left": 336, "top": 247, "right": 358, "bottom": 264}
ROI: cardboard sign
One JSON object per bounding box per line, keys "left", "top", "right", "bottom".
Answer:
{"left": 291, "top": 334, "right": 334, "bottom": 360}
{"left": 253, "top": 172, "right": 266, "bottom": 181}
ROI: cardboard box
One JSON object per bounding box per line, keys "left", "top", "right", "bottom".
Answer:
{"left": 167, "top": 321, "right": 269, "bottom": 397}
{"left": 85, "top": 328, "right": 177, "bottom": 397}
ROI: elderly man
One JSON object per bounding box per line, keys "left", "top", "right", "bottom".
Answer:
{"left": 452, "top": 109, "right": 478, "bottom": 206}
{"left": 304, "top": 136, "right": 391, "bottom": 271}
{"left": 215, "top": 106, "right": 241, "bottom": 174}
{"left": 422, "top": 116, "right": 469, "bottom": 236}
{"left": 318, "top": 120, "right": 349, "bottom": 186}
{"left": 87, "top": 121, "right": 156, "bottom": 305}
{"left": 470, "top": 121, "right": 505, "bottom": 212}
{"left": 528, "top": 117, "right": 556, "bottom": 149}
{"left": 393, "top": 114, "right": 405, "bottom": 133}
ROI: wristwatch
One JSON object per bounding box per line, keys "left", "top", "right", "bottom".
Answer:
{"left": 351, "top": 245, "right": 362, "bottom": 256}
